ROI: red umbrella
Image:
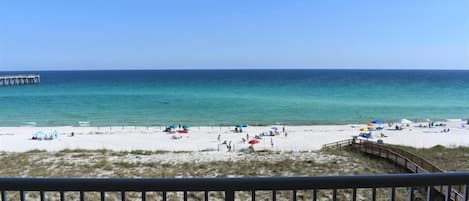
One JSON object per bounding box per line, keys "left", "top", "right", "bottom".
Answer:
{"left": 248, "top": 139, "right": 260, "bottom": 144}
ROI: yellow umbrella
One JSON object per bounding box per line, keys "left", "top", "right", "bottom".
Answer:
{"left": 425, "top": 118, "right": 432, "bottom": 122}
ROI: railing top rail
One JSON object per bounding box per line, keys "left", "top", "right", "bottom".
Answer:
{"left": 0, "top": 172, "right": 468, "bottom": 192}
{"left": 322, "top": 139, "right": 352, "bottom": 147}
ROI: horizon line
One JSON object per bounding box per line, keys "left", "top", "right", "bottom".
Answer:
{"left": 1, "top": 67, "right": 469, "bottom": 72}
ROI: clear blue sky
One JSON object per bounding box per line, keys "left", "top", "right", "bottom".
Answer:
{"left": 1, "top": 0, "right": 468, "bottom": 70}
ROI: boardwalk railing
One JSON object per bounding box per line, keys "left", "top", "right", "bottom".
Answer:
{"left": 323, "top": 138, "right": 468, "bottom": 201}
{"left": 0, "top": 173, "right": 468, "bottom": 201}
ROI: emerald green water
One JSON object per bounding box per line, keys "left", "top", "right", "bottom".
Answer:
{"left": 0, "top": 70, "right": 468, "bottom": 126}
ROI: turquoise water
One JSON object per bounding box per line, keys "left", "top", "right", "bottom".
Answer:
{"left": 0, "top": 70, "right": 468, "bottom": 126}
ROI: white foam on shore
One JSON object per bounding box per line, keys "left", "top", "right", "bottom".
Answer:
{"left": 0, "top": 121, "right": 468, "bottom": 152}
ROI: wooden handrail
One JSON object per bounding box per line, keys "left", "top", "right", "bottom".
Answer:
{"left": 322, "top": 139, "right": 465, "bottom": 201}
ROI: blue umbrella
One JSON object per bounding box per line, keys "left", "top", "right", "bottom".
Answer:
{"left": 183, "top": 124, "right": 190, "bottom": 129}
{"left": 371, "top": 120, "right": 385, "bottom": 124}
{"left": 169, "top": 124, "right": 177, "bottom": 129}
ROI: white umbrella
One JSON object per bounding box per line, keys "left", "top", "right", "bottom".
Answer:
{"left": 399, "top": 119, "right": 413, "bottom": 124}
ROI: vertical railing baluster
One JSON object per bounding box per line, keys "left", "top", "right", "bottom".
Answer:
{"left": 293, "top": 190, "right": 297, "bottom": 201}
{"left": 205, "top": 191, "right": 209, "bottom": 201}
{"left": 162, "top": 192, "right": 167, "bottom": 201}
{"left": 79, "top": 191, "right": 84, "bottom": 201}
{"left": 100, "top": 192, "right": 105, "bottom": 201}
{"left": 426, "top": 186, "right": 432, "bottom": 201}
{"left": 332, "top": 189, "right": 337, "bottom": 201}
{"left": 60, "top": 191, "right": 65, "bottom": 201}
{"left": 272, "top": 190, "right": 276, "bottom": 201}
{"left": 312, "top": 189, "right": 317, "bottom": 201}
{"left": 141, "top": 192, "right": 146, "bottom": 201}
{"left": 445, "top": 185, "right": 451, "bottom": 201}
{"left": 390, "top": 187, "right": 396, "bottom": 201}
{"left": 463, "top": 184, "right": 468, "bottom": 201}
{"left": 40, "top": 191, "right": 45, "bottom": 201}
{"left": 183, "top": 191, "right": 187, "bottom": 201}
{"left": 352, "top": 188, "right": 357, "bottom": 201}
{"left": 251, "top": 191, "right": 255, "bottom": 201}
{"left": 225, "top": 190, "right": 234, "bottom": 201}
{"left": 20, "top": 191, "right": 25, "bottom": 201}
{"left": 372, "top": 188, "right": 376, "bottom": 201}
{"left": 408, "top": 187, "right": 414, "bottom": 201}
{"left": 121, "top": 191, "right": 125, "bottom": 201}
{"left": 2, "top": 191, "right": 7, "bottom": 201}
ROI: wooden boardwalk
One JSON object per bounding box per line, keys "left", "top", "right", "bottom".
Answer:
{"left": 323, "top": 139, "right": 466, "bottom": 201}
{"left": 0, "top": 74, "right": 40, "bottom": 86}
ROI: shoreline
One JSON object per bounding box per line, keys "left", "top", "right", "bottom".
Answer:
{"left": 5, "top": 118, "right": 468, "bottom": 127}
{"left": 1, "top": 121, "right": 468, "bottom": 152}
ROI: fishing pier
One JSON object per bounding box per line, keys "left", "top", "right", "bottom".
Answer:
{"left": 0, "top": 74, "right": 40, "bottom": 86}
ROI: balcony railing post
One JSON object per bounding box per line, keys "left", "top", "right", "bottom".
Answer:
{"left": 225, "top": 190, "right": 234, "bottom": 201}
{"left": 445, "top": 185, "right": 451, "bottom": 201}
{"left": 463, "top": 184, "right": 468, "bottom": 201}
{"left": 390, "top": 187, "right": 396, "bottom": 201}
{"left": 20, "top": 191, "right": 25, "bottom": 201}
{"left": 408, "top": 187, "right": 414, "bottom": 201}
{"left": 2, "top": 191, "right": 7, "bottom": 201}
{"left": 60, "top": 191, "right": 65, "bottom": 201}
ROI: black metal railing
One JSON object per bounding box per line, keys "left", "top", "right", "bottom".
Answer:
{"left": 0, "top": 172, "right": 468, "bottom": 201}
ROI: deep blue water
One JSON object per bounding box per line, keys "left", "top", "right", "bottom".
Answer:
{"left": 1, "top": 70, "right": 468, "bottom": 126}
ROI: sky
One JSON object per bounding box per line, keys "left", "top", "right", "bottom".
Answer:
{"left": 0, "top": 0, "right": 468, "bottom": 71}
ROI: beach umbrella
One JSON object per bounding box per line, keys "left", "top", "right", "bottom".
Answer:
{"left": 425, "top": 118, "right": 432, "bottom": 122}
{"left": 399, "top": 119, "right": 413, "bottom": 124}
{"left": 359, "top": 128, "right": 369, "bottom": 132}
{"left": 183, "top": 124, "right": 190, "bottom": 129}
{"left": 242, "top": 124, "right": 248, "bottom": 127}
{"left": 235, "top": 124, "right": 242, "bottom": 128}
{"left": 169, "top": 124, "right": 177, "bottom": 129}
{"left": 271, "top": 127, "right": 278, "bottom": 130}
{"left": 367, "top": 122, "right": 374, "bottom": 127}
{"left": 248, "top": 139, "right": 260, "bottom": 144}
{"left": 371, "top": 120, "right": 385, "bottom": 124}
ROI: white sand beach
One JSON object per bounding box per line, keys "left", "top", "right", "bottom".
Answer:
{"left": 0, "top": 121, "right": 468, "bottom": 152}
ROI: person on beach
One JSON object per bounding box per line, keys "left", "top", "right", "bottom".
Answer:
{"left": 282, "top": 126, "right": 285, "bottom": 133}
{"left": 217, "top": 134, "right": 221, "bottom": 141}
{"left": 285, "top": 132, "right": 288, "bottom": 138}
{"left": 270, "top": 138, "right": 274, "bottom": 147}
{"left": 246, "top": 133, "right": 249, "bottom": 141}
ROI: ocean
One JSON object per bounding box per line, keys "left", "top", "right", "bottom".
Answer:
{"left": 0, "top": 70, "right": 468, "bottom": 126}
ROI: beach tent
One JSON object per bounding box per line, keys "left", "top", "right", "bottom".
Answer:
{"left": 399, "top": 119, "right": 413, "bottom": 124}
{"left": 34, "top": 131, "right": 46, "bottom": 140}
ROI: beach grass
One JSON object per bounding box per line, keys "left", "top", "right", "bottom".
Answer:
{"left": 4, "top": 145, "right": 467, "bottom": 200}
{"left": 0, "top": 148, "right": 415, "bottom": 200}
